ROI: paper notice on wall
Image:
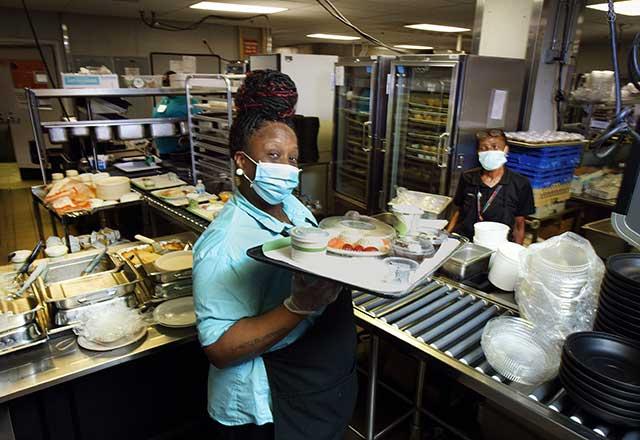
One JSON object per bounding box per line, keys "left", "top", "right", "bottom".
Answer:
{"left": 182, "top": 56, "right": 197, "bottom": 73}
{"left": 489, "top": 89, "right": 508, "bottom": 121}
{"left": 335, "top": 65, "right": 345, "bottom": 87}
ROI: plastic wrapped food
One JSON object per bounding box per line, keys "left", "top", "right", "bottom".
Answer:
{"left": 74, "top": 300, "right": 145, "bottom": 344}
{"left": 44, "top": 177, "right": 96, "bottom": 214}
{"left": 389, "top": 187, "right": 452, "bottom": 217}
{"left": 514, "top": 232, "right": 604, "bottom": 342}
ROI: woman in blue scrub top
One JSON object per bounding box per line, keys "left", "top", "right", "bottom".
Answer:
{"left": 193, "top": 70, "right": 357, "bottom": 440}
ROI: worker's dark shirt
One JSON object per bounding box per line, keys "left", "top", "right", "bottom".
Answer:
{"left": 453, "top": 167, "right": 535, "bottom": 240}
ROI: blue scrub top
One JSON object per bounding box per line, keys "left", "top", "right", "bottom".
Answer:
{"left": 152, "top": 96, "right": 188, "bottom": 155}
{"left": 192, "top": 192, "right": 318, "bottom": 426}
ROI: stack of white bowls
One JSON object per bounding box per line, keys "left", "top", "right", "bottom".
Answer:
{"left": 473, "top": 222, "right": 509, "bottom": 251}
{"left": 489, "top": 242, "right": 525, "bottom": 291}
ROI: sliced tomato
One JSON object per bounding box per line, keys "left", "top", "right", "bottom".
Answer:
{"left": 363, "top": 246, "right": 379, "bottom": 252}
{"left": 354, "top": 245, "right": 364, "bottom": 252}
{"left": 328, "top": 238, "right": 345, "bottom": 249}
{"left": 342, "top": 243, "right": 354, "bottom": 251}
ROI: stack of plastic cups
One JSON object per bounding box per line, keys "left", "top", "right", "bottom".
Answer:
{"left": 473, "top": 222, "right": 509, "bottom": 251}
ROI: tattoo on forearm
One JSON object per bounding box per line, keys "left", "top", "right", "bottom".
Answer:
{"left": 231, "top": 327, "right": 289, "bottom": 355}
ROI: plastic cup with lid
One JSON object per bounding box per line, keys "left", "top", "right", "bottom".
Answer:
{"left": 290, "top": 227, "right": 331, "bottom": 263}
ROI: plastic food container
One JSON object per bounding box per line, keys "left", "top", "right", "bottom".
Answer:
{"left": 392, "top": 235, "right": 436, "bottom": 262}
{"left": 95, "top": 176, "right": 131, "bottom": 201}
{"left": 65, "top": 169, "right": 79, "bottom": 178}
{"left": 48, "top": 127, "right": 68, "bottom": 143}
{"left": 384, "top": 257, "right": 419, "bottom": 285}
{"left": 488, "top": 242, "right": 525, "bottom": 291}
{"left": 474, "top": 222, "right": 510, "bottom": 243}
{"left": 150, "top": 122, "right": 177, "bottom": 138}
{"left": 320, "top": 211, "right": 395, "bottom": 255}
{"left": 290, "top": 227, "right": 330, "bottom": 263}
{"left": 481, "top": 316, "right": 561, "bottom": 385}
{"left": 71, "top": 126, "right": 90, "bottom": 137}
{"left": 94, "top": 126, "right": 113, "bottom": 141}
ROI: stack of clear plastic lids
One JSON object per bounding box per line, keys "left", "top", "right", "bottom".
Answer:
{"left": 515, "top": 232, "right": 604, "bottom": 342}
{"left": 73, "top": 300, "right": 145, "bottom": 345}
{"left": 481, "top": 316, "right": 561, "bottom": 385}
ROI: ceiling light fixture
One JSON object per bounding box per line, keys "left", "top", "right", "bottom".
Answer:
{"left": 587, "top": 0, "right": 640, "bottom": 16}
{"left": 189, "top": 2, "right": 288, "bottom": 14}
{"left": 306, "top": 33, "right": 361, "bottom": 41}
{"left": 394, "top": 44, "right": 433, "bottom": 50}
{"left": 405, "top": 23, "right": 470, "bottom": 33}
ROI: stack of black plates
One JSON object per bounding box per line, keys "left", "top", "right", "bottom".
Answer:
{"left": 560, "top": 332, "right": 640, "bottom": 427}
{"left": 595, "top": 254, "right": 640, "bottom": 340}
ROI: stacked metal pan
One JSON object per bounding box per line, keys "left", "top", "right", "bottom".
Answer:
{"left": 560, "top": 332, "right": 640, "bottom": 428}
{"left": 595, "top": 254, "right": 640, "bottom": 341}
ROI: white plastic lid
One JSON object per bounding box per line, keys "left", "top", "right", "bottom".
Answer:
{"left": 290, "top": 226, "right": 330, "bottom": 243}
{"left": 51, "top": 173, "right": 64, "bottom": 181}
{"left": 66, "top": 169, "right": 79, "bottom": 177}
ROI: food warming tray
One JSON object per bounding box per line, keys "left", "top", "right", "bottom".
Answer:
{"left": 45, "top": 267, "right": 139, "bottom": 310}
{"left": 152, "top": 279, "right": 192, "bottom": 300}
{"left": 0, "top": 296, "right": 41, "bottom": 333}
{"left": 439, "top": 243, "right": 493, "bottom": 281}
{"left": 142, "top": 261, "right": 192, "bottom": 284}
{"left": 54, "top": 294, "right": 138, "bottom": 326}
{"left": 0, "top": 323, "right": 47, "bottom": 355}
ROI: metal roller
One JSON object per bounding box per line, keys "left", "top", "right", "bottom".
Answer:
{"left": 351, "top": 291, "right": 368, "bottom": 302}
{"left": 370, "top": 281, "right": 441, "bottom": 317}
{"left": 431, "top": 305, "right": 499, "bottom": 351}
{"left": 459, "top": 346, "right": 485, "bottom": 366}
{"left": 380, "top": 286, "right": 451, "bottom": 324}
{"left": 528, "top": 379, "right": 561, "bottom": 402}
{"left": 354, "top": 293, "right": 376, "bottom": 306}
{"left": 417, "top": 300, "right": 487, "bottom": 343}
{"left": 444, "top": 328, "right": 484, "bottom": 358}
{"left": 362, "top": 296, "right": 394, "bottom": 311}
{"left": 403, "top": 294, "right": 474, "bottom": 335}
{"left": 475, "top": 360, "right": 495, "bottom": 375}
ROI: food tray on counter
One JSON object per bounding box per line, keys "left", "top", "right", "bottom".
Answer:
{"left": 150, "top": 186, "right": 213, "bottom": 207}
{"left": 247, "top": 236, "right": 462, "bottom": 299}
{"left": 186, "top": 202, "right": 224, "bottom": 222}
{"left": 131, "top": 174, "right": 187, "bottom": 190}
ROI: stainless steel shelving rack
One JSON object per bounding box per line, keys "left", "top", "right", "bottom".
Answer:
{"left": 25, "top": 87, "right": 200, "bottom": 184}
{"left": 185, "top": 74, "right": 245, "bottom": 189}
{"left": 351, "top": 277, "right": 625, "bottom": 440}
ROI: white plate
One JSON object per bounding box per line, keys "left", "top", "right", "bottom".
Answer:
{"left": 327, "top": 247, "right": 389, "bottom": 258}
{"left": 77, "top": 327, "right": 147, "bottom": 352}
{"left": 153, "top": 297, "right": 196, "bottom": 328}
{"left": 114, "top": 161, "right": 162, "bottom": 173}
{"left": 153, "top": 250, "right": 193, "bottom": 272}
{"left": 131, "top": 174, "right": 186, "bottom": 190}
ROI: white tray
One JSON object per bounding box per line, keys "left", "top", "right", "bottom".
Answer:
{"left": 114, "top": 161, "right": 162, "bottom": 173}
{"left": 131, "top": 173, "right": 187, "bottom": 190}
{"left": 259, "top": 237, "right": 461, "bottom": 297}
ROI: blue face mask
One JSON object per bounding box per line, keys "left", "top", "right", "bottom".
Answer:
{"left": 478, "top": 150, "right": 507, "bottom": 171}
{"left": 241, "top": 152, "right": 300, "bottom": 205}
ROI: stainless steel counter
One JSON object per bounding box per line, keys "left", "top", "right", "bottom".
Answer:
{"left": 0, "top": 325, "right": 196, "bottom": 404}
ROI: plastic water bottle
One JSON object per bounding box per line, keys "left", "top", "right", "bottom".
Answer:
{"left": 195, "top": 179, "right": 206, "bottom": 195}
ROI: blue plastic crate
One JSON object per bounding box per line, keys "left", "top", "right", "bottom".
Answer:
{"left": 507, "top": 149, "right": 581, "bottom": 171}
{"left": 508, "top": 144, "right": 582, "bottom": 156}
{"left": 507, "top": 164, "right": 574, "bottom": 188}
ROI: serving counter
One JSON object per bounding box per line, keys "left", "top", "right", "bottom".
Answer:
{"left": 6, "top": 194, "right": 632, "bottom": 440}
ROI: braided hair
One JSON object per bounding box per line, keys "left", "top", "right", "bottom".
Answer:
{"left": 229, "top": 69, "right": 298, "bottom": 153}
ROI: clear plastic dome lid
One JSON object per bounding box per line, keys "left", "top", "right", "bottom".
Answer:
{"left": 319, "top": 211, "right": 396, "bottom": 242}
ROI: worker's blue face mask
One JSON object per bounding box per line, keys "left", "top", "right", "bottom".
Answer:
{"left": 478, "top": 150, "right": 507, "bottom": 171}
{"left": 240, "top": 152, "right": 300, "bottom": 205}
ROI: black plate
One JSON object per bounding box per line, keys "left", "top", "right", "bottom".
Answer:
{"left": 601, "top": 291, "right": 640, "bottom": 317}
{"left": 596, "top": 310, "right": 640, "bottom": 338}
{"left": 607, "top": 254, "right": 640, "bottom": 288}
{"left": 599, "top": 297, "right": 640, "bottom": 326}
{"left": 601, "top": 280, "right": 640, "bottom": 308}
{"left": 561, "top": 374, "right": 640, "bottom": 427}
{"left": 561, "top": 352, "right": 640, "bottom": 402}
{"left": 604, "top": 274, "right": 640, "bottom": 298}
{"left": 564, "top": 332, "right": 640, "bottom": 392}
{"left": 561, "top": 365, "right": 640, "bottom": 410}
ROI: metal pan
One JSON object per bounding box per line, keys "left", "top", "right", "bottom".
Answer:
{"left": 0, "top": 323, "right": 45, "bottom": 354}
{"left": 0, "top": 296, "right": 41, "bottom": 333}
{"left": 152, "top": 279, "right": 192, "bottom": 300}
{"left": 142, "top": 262, "right": 192, "bottom": 284}
{"left": 54, "top": 294, "right": 138, "bottom": 326}
{"left": 44, "top": 252, "right": 117, "bottom": 284}
{"left": 45, "top": 265, "right": 139, "bottom": 310}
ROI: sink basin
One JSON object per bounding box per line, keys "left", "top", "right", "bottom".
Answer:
{"left": 44, "top": 253, "right": 117, "bottom": 284}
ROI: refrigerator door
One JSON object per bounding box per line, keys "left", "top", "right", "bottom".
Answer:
{"left": 333, "top": 60, "right": 376, "bottom": 212}
{"left": 384, "top": 61, "right": 459, "bottom": 202}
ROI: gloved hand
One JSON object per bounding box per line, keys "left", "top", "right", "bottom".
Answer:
{"left": 283, "top": 273, "right": 341, "bottom": 315}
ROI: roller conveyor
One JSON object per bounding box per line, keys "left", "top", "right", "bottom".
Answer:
{"left": 352, "top": 278, "right": 639, "bottom": 440}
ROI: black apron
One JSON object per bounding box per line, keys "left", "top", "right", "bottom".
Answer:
{"left": 262, "top": 290, "right": 358, "bottom": 440}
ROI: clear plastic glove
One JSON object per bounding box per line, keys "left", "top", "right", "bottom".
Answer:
{"left": 283, "top": 273, "right": 341, "bottom": 315}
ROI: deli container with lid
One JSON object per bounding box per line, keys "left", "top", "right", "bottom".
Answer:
{"left": 320, "top": 211, "right": 396, "bottom": 255}
{"left": 391, "top": 235, "right": 436, "bottom": 262}
{"left": 290, "top": 227, "right": 330, "bottom": 263}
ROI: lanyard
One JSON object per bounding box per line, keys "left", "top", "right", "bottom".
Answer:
{"left": 477, "top": 185, "right": 503, "bottom": 222}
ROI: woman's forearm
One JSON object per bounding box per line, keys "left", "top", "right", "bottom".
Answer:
{"left": 447, "top": 209, "right": 460, "bottom": 233}
{"left": 203, "top": 304, "right": 305, "bottom": 368}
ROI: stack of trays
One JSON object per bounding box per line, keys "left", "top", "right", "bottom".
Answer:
{"left": 595, "top": 254, "right": 640, "bottom": 341}
{"left": 141, "top": 251, "right": 193, "bottom": 302}
{"left": 560, "top": 332, "right": 640, "bottom": 428}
